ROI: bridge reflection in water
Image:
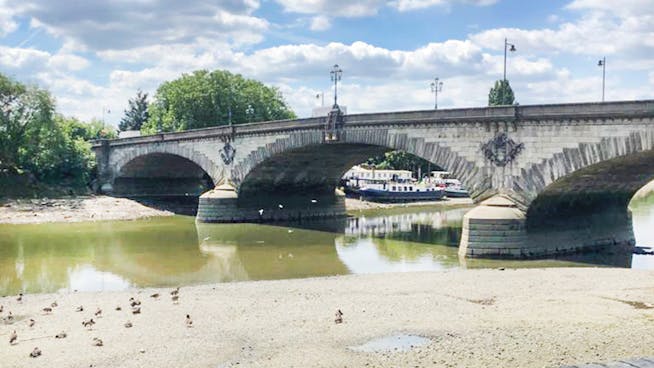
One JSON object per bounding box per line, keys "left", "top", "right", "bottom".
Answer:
{"left": 1, "top": 201, "right": 651, "bottom": 295}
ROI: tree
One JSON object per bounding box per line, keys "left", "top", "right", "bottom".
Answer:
{"left": 0, "top": 73, "right": 55, "bottom": 172}
{"left": 119, "top": 90, "right": 149, "bottom": 131}
{"left": 141, "top": 70, "right": 296, "bottom": 134}
{"left": 488, "top": 79, "right": 515, "bottom": 106}
{"left": 60, "top": 116, "right": 117, "bottom": 140}
{"left": 19, "top": 116, "right": 94, "bottom": 185}
{"left": 0, "top": 73, "right": 106, "bottom": 190}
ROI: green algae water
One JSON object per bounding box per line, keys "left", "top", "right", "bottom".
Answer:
{"left": 0, "top": 201, "right": 653, "bottom": 295}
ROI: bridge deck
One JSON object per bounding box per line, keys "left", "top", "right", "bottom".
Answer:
{"left": 93, "top": 99, "right": 654, "bottom": 148}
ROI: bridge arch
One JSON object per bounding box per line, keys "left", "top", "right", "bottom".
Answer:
{"left": 230, "top": 127, "right": 489, "bottom": 201}
{"left": 512, "top": 130, "right": 654, "bottom": 210}
{"left": 111, "top": 148, "right": 218, "bottom": 197}
{"left": 111, "top": 144, "right": 221, "bottom": 185}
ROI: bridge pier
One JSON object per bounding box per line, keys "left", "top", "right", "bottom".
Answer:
{"left": 460, "top": 194, "right": 636, "bottom": 258}
{"left": 459, "top": 195, "right": 528, "bottom": 258}
{"left": 197, "top": 184, "right": 347, "bottom": 223}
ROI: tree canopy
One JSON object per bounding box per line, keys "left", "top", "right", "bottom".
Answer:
{"left": 1, "top": 73, "right": 55, "bottom": 173}
{"left": 119, "top": 90, "right": 149, "bottom": 131}
{"left": 488, "top": 79, "right": 516, "bottom": 106}
{"left": 0, "top": 73, "right": 106, "bottom": 191}
{"left": 141, "top": 70, "right": 296, "bottom": 134}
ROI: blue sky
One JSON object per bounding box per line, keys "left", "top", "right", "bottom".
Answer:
{"left": 0, "top": 0, "right": 652, "bottom": 126}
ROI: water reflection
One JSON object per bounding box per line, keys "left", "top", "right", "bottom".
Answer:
{"left": 0, "top": 198, "right": 653, "bottom": 294}
{"left": 196, "top": 224, "right": 349, "bottom": 281}
{"left": 629, "top": 194, "right": 654, "bottom": 269}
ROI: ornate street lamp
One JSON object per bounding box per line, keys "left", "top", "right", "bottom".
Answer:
{"left": 598, "top": 57, "right": 606, "bottom": 102}
{"left": 330, "top": 64, "right": 343, "bottom": 108}
{"left": 430, "top": 78, "right": 444, "bottom": 109}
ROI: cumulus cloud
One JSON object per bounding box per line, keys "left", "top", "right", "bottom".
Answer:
{"left": 0, "top": 0, "right": 651, "bottom": 126}
{"left": 390, "top": 0, "right": 497, "bottom": 12}
{"left": 0, "top": 0, "right": 17, "bottom": 36}
{"left": 275, "top": 0, "right": 496, "bottom": 16}
{"left": 310, "top": 15, "right": 331, "bottom": 31}
{"left": 566, "top": 0, "right": 654, "bottom": 15}
{"left": 470, "top": 1, "right": 654, "bottom": 65}
{"left": 274, "top": 0, "right": 384, "bottom": 17}
{"left": 2, "top": 0, "right": 268, "bottom": 50}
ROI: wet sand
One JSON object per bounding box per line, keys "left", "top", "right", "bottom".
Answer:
{"left": 0, "top": 196, "right": 472, "bottom": 225}
{"left": 345, "top": 197, "right": 474, "bottom": 212}
{"left": 2, "top": 268, "right": 654, "bottom": 368}
{"left": 0, "top": 196, "right": 172, "bottom": 224}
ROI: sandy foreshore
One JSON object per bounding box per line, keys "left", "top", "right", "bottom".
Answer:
{"left": 2, "top": 268, "right": 654, "bottom": 368}
{"left": 345, "top": 196, "right": 473, "bottom": 212}
{"left": 0, "top": 196, "right": 172, "bottom": 224}
{"left": 0, "top": 196, "right": 472, "bottom": 225}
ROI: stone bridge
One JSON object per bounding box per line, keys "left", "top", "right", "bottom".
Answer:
{"left": 93, "top": 100, "right": 654, "bottom": 258}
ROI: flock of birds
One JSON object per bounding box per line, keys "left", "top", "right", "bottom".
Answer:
{"left": 2, "top": 287, "right": 198, "bottom": 358}
{"left": 4, "top": 286, "right": 345, "bottom": 360}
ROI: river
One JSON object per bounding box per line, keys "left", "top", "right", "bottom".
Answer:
{"left": 1, "top": 197, "right": 654, "bottom": 295}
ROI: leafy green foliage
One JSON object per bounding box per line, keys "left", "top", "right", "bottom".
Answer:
{"left": 60, "top": 116, "right": 117, "bottom": 140}
{"left": 19, "top": 118, "right": 95, "bottom": 185}
{"left": 0, "top": 74, "right": 55, "bottom": 172}
{"left": 119, "top": 90, "right": 149, "bottom": 131}
{"left": 488, "top": 79, "right": 515, "bottom": 106}
{"left": 142, "top": 70, "right": 296, "bottom": 134}
{"left": 366, "top": 151, "right": 442, "bottom": 179}
{"left": 0, "top": 73, "right": 106, "bottom": 192}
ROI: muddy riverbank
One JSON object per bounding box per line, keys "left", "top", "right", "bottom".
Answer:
{"left": 0, "top": 196, "right": 472, "bottom": 224}
{"left": 0, "top": 196, "right": 173, "bottom": 224}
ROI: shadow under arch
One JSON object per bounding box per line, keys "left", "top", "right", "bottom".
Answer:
{"left": 524, "top": 149, "right": 654, "bottom": 255}
{"left": 113, "top": 152, "right": 215, "bottom": 214}
{"left": 232, "top": 143, "right": 479, "bottom": 218}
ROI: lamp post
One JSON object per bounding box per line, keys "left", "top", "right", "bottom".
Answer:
{"left": 430, "top": 78, "right": 443, "bottom": 109}
{"left": 503, "top": 38, "right": 516, "bottom": 82}
{"left": 101, "top": 106, "right": 110, "bottom": 131}
{"left": 598, "top": 57, "right": 606, "bottom": 102}
{"left": 246, "top": 104, "right": 254, "bottom": 123}
{"left": 330, "top": 64, "right": 343, "bottom": 108}
{"left": 501, "top": 38, "right": 516, "bottom": 105}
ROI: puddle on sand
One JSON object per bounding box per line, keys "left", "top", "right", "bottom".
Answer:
{"left": 349, "top": 334, "right": 431, "bottom": 353}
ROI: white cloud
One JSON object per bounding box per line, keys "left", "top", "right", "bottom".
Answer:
{"left": 470, "top": 1, "right": 654, "bottom": 68}
{"left": 2, "top": 0, "right": 268, "bottom": 50}
{"left": 0, "top": 46, "right": 50, "bottom": 73}
{"left": 390, "top": 0, "right": 497, "bottom": 12}
{"left": 310, "top": 15, "right": 331, "bottom": 31}
{"left": 0, "top": 0, "right": 17, "bottom": 36}
{"left": 275, "top": 0, "right": 496, "bottom": 16}
{"left": 566, "top": 0, "right": 654, "bottom": 16}
{"left": 47, "top": 53, "right": 89, "bottom": 71}
{"left": 274, "top": 0, "right": 384, "bottom": 17}
{"left": 1, "top": 0, "right": 652, "bottom": 127}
